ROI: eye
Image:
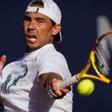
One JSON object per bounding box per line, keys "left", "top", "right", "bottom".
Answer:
{"left": 36, "top": 18, "right": 45, "bottom": 23}
{"left": 24, "top": 16, "right": 31, "bottom": 22}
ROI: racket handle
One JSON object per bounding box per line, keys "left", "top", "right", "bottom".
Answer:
{"left": 59, "top": 75, "right": 79, "bottom": 88}
{"left": 47, "top": 75, "right": 79, "bottom": 98}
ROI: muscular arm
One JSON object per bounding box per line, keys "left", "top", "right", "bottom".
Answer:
{"left": 39, "top": 72, "right": 71, "bottom": 99}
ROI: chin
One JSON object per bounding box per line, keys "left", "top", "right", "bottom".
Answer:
{"left": 26, "top": 45, "right": 40, "bottom": 52}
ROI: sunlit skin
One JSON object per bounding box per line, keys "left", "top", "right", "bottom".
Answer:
{"left": 23, "top": 12, "right": 61, "bottom": 52}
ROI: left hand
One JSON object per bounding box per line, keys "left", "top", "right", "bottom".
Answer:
{"left": 0, "top": 55, "right": 6, "bottom": 72}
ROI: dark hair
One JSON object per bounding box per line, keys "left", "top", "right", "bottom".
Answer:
{"left": 30, "top": 0, "right": 44, "bottom": 8}
{"left": 51, "top": 19, "right": 56, "bottom": 26}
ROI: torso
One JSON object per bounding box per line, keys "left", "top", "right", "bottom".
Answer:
{"left": 1, "top": 44, "right": 73, "bottom": 112}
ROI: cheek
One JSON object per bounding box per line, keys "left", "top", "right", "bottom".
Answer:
{"left": 40, "top": 27, "right": 53, "bottom": 37}
{"left": 23, "top": 23, "right": 28, "bottom": 32}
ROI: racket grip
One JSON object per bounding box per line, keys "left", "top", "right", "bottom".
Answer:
{"left": 47, "top": 75, "right": 79, "bottom": 98}
{"left": 59, "top": 75, "right": 79, "bottom": 88}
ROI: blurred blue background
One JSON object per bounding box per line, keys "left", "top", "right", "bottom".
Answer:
{"left": 1, "top": 0, "right": 112, "bottom": 112}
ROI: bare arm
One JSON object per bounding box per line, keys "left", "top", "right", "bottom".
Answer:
{"left": 39, "top": 72, "right": 71, "bottom": 99}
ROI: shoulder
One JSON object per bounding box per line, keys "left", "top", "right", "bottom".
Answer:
{"left": 39, "top": 44, "right": 66, "bottom": 62}
{"left": 37, "top": 45, "right": 71, "bottom": 79}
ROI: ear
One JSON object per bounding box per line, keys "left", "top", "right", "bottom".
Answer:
{"left": 52, "top": 24, "right": 62, "bottom": 36}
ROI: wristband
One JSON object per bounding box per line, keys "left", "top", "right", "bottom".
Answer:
{"left": 47, "top": 87, "right": 56, "bottom": 99}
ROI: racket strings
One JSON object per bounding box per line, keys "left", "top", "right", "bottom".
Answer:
{"left": 96, "top": 47, "right": 109, "bottom": 74}
{"left": 95, "top": 34, "right": 112, "bottom": 77}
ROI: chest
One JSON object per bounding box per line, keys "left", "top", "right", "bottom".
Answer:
{"left": 1, "top": 59, "right": 39, "bottom": 94}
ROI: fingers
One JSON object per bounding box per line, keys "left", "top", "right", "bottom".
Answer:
{"left": 0, "top": 55, "right": 6, "bottom": 72}
{"left": 0, "top": 55, "right": 6, "bottom": 62}
{"left": 49, "top": 79, "right": 71, "bottom": 99}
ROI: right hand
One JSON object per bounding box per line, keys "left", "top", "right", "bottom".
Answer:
{"left": 0, "top": 55, "right": 6, "bottom": 72}
{"left": 48, "top": 78, "right": 71, "bottom": 99}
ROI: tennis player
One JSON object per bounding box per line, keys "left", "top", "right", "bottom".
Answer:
{"left": 0, "top": 0, "right": 73, "bottom": 111}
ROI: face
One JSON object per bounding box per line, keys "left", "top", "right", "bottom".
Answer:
{"left": 23, "top": 12, "right": 61, "bottom": 52}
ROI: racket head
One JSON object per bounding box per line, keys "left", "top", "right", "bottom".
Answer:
{"left": 91, "top": 31, "right": 112, "bottom": 82}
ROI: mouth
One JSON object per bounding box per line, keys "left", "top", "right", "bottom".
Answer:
{"left": 25, "top": 34, "right": 38, "bottom": 43}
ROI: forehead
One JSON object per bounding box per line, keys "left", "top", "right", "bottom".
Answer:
{"left": 25, "top": 12, "right": 51, "bottom": 20}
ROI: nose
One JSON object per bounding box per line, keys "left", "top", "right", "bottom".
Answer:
{"left": 28, "top": 20, "right": 35, "bottom": 31}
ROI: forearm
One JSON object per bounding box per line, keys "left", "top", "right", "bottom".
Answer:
{"left": 39, "top": 72, "right": 63, "bottom": 88}
{"left": 38, "top": 72, "right": 70, "bottom": 99}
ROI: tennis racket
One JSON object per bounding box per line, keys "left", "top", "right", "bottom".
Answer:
{"left": 60, "top": 30, "right": 112, "bottom": 88}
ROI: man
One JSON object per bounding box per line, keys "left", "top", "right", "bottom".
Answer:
{"left": 0, "top": 0, "right": 73, "bottom": 111}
